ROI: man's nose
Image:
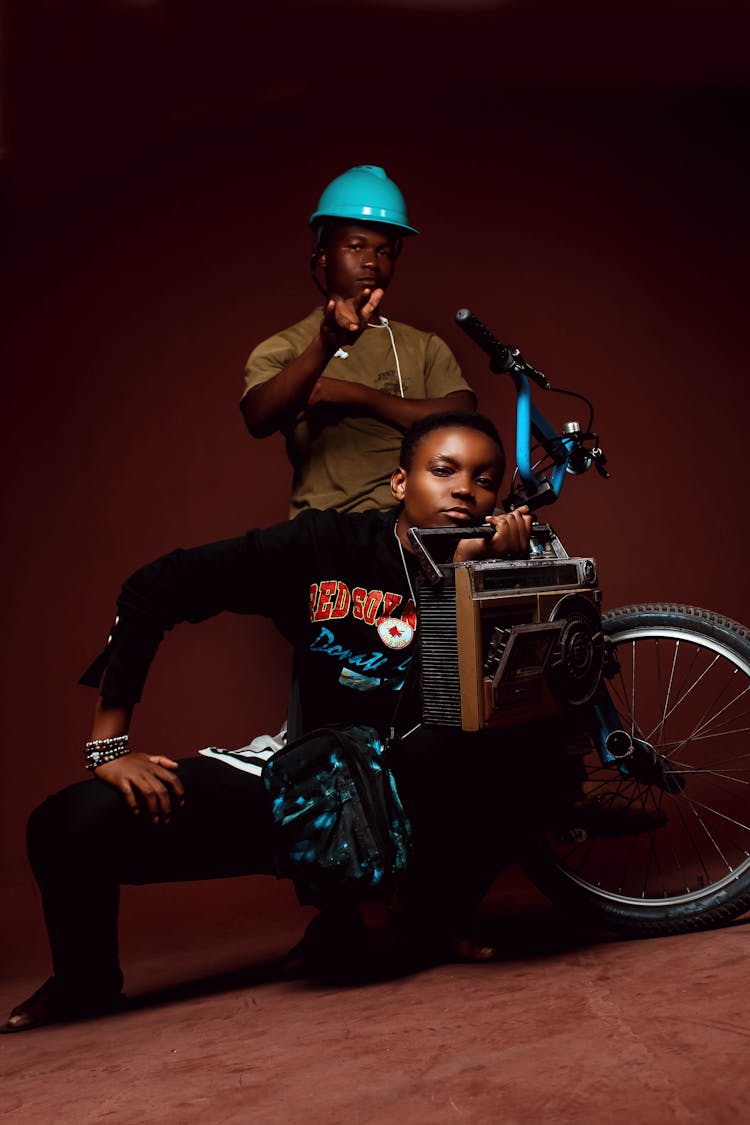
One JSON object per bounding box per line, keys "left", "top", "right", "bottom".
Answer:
{"left": 360, "top": 246, "right": 377, "bottom": 269}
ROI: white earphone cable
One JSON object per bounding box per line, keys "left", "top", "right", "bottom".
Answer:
{"left": 368, "top": 317, "right": 405, "bottom": 398}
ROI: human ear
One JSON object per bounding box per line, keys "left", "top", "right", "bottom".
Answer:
{"left": 391, "top": 467, "right": 407, "bottom": 502}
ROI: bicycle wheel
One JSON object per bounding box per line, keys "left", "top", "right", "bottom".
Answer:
{"left": 522, "top": 603, "right": 750, "bottom": 937}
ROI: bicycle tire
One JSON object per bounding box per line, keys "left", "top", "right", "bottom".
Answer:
{"left": 521, "top": 603, "right": 750, "bottom": 937}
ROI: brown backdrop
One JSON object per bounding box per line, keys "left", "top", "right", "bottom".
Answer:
{"left": 2, "top": 0, "right": 749, "bottom": 975}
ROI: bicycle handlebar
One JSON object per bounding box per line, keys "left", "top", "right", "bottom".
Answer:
{"left": 455, "top": 308, "right": 550, "bottom": 390}
{"left": 455, "top": 306, "right": 608, "bottom": 511}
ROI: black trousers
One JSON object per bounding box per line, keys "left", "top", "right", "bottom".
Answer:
{"left": 27, "top": 724, "right": 578, "bottom": 997}
{"left": 27, "top": 757, "right": 277, "bottom": 1001}
{"left": 388, "top": 724, "right": 576, "bottom": 930}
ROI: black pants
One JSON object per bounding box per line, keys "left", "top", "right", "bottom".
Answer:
{"left": 26, "top": 724, "right": 579, "bottom": 997}
{"left": 389, "top": 723, "right": 577, "bottom": 932}
{"left": 27, "top": 757, "right": 277, "bottom": 1001}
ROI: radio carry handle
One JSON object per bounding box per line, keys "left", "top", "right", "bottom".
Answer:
{"left": 407, "top": 525, "right": 495, "bottom": 588}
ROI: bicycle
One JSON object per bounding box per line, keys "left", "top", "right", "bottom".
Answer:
{"left": 408, "top": 308, "right": 750, "bottom": 939}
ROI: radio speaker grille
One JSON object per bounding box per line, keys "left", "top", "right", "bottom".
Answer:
{"left": 417, "top": 578, "right": 462, "bottom": 726}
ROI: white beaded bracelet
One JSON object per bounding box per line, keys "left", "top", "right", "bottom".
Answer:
{"left": 85, "top": 734, "right": 131, "bottom": 771}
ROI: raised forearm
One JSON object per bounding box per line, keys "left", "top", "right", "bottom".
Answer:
{"left": 82, "top": 534, "right": 268, "bottom": 815}
{"left": 83, "top": 535, "right": 263, "bottom": 708}
{"left": 243, "top": 290, "right": 389, "bottom": 437}
{"left": 241, "top": 333, "right": 336, "bottom": 438}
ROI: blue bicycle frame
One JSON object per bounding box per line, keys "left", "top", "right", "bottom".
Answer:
{"left": 456, "top": 309, "right": 663, "bottom": 779}
{"left": 513, "top": 371, "right": 581, "bottom": 508}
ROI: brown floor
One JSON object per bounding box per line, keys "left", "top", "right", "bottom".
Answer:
{"left": 2, "top": 871, "right": 748, "bottom": 1124}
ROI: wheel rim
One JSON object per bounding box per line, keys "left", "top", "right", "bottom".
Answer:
{"left": 545, "top": 620, "right": 750, "bottom": 909}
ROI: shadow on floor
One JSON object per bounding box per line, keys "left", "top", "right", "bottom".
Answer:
{"left": 121, "top": 901, "right": 750, "bottom": 1020}
{"left": 121, "top": 905, "right": 607, "bottom": 1012}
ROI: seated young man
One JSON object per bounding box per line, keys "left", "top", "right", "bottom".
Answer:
{"left": 3, "top": 412, "right": 535, "bottom": 1034}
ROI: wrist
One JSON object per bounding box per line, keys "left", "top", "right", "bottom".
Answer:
{"left": 316, "top": 315, "right": 339, "bottom": 345}
{"left": 85, "top": 734, "right": 131, "bottom": 772}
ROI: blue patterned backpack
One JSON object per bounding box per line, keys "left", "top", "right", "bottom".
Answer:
{"left": 262, "top": 724, "right": 412, "bottom": 909}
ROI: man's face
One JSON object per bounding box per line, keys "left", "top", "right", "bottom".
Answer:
{"left": 392, "top": 426, "right": 503, "bottom": 531}
{"left": 320, "top": 223, "right": 398, "bottom": 300}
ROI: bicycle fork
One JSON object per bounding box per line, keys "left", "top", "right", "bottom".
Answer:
{"left": 587, "top": 684, "right": 685, "bottom": 795}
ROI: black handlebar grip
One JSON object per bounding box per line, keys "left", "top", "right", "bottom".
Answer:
{"left": 456, "top": 307, "right": 550, "bottom": 388}
{"left": 455, "top": 308, "right": 510, "bottom": 363}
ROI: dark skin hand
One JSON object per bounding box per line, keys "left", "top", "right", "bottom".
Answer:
{"left": 88, "top": 699, "right": 184, "bottom": 824}
{"left": 453, "top": 507, "right": 533, "bottom": 563}
{"left": 242, "top": 286, "right": 384, "bottom": 438}
{"left": 242, "top": 221, "right": 475, "bottom": 437}
{"left": 90, "top": 509, "right": 527, "bottom": 828}
{"left": 391, "top": 426, "right": 529, "bottom": 555}
{"left": 95, "top": 754, "right": 185, "bottom": 825}
{"left": 320, "top": 287, "right": 385, "bottom": 349}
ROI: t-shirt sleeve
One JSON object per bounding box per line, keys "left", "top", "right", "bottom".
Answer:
{"left": 423, "top": 334, "right": 477, "bottom": 404}
{"left": 242, "top": 312, "right": 323, "bottom": 401}
{"left": 242, "top": 331, "right": 300, "bottom": 399}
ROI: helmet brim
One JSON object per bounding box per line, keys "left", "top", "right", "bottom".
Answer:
{"left": 309, "top": 208, "right": 419, "bottom": 236}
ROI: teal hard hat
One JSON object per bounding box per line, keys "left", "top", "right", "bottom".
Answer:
{"left": 309, "top": 165, "right": 419, "bottom": 236}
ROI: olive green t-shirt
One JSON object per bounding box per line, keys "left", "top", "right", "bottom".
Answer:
{"left": 243, "top": 308, "right": 475, "bottom": 516}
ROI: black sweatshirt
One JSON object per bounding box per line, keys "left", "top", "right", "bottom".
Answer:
{"left": 80, "top": 507, "right": 422, "bottom": 737}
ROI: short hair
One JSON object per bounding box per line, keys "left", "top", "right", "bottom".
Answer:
{"left": 399, "top": 411, "right": 506, "bottom": 478}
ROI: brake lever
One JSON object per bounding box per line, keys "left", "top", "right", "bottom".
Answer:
{"left": 592, "top": 447, "right": 610, "bottom": 479}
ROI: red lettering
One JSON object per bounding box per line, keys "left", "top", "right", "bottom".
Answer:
{"left": 313, "top": 580, "right": 337, "bottom": 621}
{"left": 352, "top": 587, "right": 367, "bottom": 620}
{"left": 382, "top": 592, "right": 402, "bottom": 617}
{"left": 362, "top": 590, "right": 384, "bottom": 625}
{"left": 309, "top": 584, "right": 318, "bottom": 620}
{"left": 330, "top": 582, "right": 351, "bottom": 619}
{"left": 323, "top": 586, "right": 401, "bottom": 626}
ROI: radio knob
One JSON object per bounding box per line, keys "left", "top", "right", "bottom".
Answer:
{"left": 582, "top": 560, "right": 596, "bottom": 585}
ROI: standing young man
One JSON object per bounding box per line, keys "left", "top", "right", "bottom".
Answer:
{"left": 3, "top": 413, "right": 537, "bottom": 1034}
{"left": 241, "top": 165, "right": 477, "bottom": 516}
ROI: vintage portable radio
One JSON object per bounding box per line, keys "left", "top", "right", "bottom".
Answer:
{"left": 409, "top": 525, "right": 604, "bottom": 732}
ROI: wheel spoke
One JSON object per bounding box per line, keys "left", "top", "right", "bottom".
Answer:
{"left": 657, "top": 676, "right": 748, "bottom": 760}
{"left": 657, "top": 637, "right": 678, "bottom": 745}
{"left": 534, "top": 608, "right": 750, "bottom": 926}
{"left": 631, "top": 640, "right": 636, "bottom": 740}
{"left": 653, "top": 688, "right": 750, "bottom": 762}
{"left": 659, "top": 727, "right": 750, "bottom": 748}
{"left": 691, "top": 683, "right": 750, "bottom": 740}
{"left": 671, "top": 795, "right": 717, "bottom": 889}
{"left": 678, "top": 797, "right": 741, "bottom": 869}
{"left": 673, "top": 767, "right": 750, "bottom": 782}
{"left": 607, "top": 671, "right": 648, "bottom": 741}
{"left": 645, "top": 650, "right": 721, "bottom": 743}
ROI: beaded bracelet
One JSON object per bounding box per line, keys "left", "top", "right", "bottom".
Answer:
{"left": 85, "top": 734, "right": 131, "bottom": 772}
